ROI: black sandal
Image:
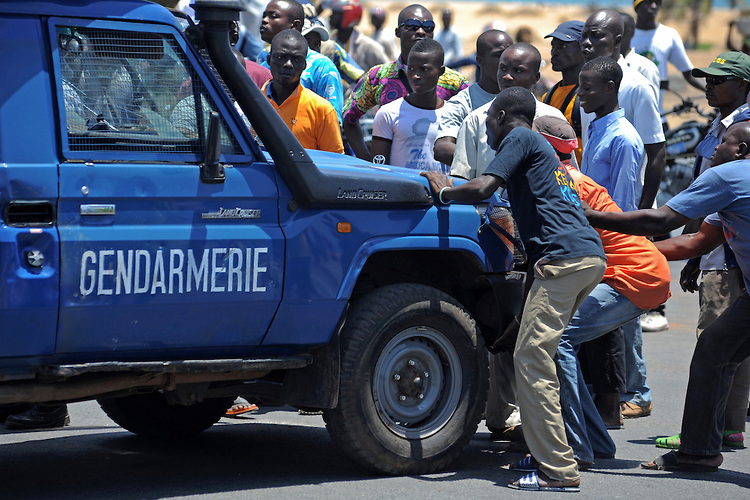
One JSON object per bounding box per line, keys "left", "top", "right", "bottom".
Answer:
{"left": 641, "top": 450, "right": 720, "bottom": 472}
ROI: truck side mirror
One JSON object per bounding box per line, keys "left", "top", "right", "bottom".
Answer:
{"left": 201, "top": 111, "right": 225, "bottom": 184}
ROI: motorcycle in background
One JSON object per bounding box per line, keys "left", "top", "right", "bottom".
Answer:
{"left": 656, "top": 91, "right": 716, "bottom": 207}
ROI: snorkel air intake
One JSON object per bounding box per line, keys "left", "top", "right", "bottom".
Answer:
{"left": 191, "top": 0, "right": 432, "bottom": 208}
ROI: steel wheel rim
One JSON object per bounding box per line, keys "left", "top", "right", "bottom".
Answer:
{"left": 372, "top": 326, "right": 462, "bottom": 439}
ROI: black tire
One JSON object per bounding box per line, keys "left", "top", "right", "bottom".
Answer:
{"left": 324, "top": 283, "right": 488, "bottom": 475}
{"left": 98, "top": 392, "right": 233, "bottom": 438}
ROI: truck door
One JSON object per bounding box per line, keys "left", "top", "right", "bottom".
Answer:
{"left": 0, "top": 16, "right": 60, "bottom": 358}
{"left": 51, "top": 19, "right": 283, "bottom": 356}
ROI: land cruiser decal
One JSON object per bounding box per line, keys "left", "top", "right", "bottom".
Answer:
{"left": 336, "top": 188, "right": 388, "bottom": 200}
{"left": 79, "top": 248, "right": 269, "bottom": 297}
{"left": 201, "top": 207, "right": 261, "bottom": 219}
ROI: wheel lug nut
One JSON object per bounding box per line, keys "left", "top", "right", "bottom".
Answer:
{"left": 408, "top": 359, "right": 416, "bottom": 366}
{"left": 393, "top": 374, "right": 401, "bottom": 381}
{"left": 399, "top": 395, "right": 407, "bottom": 401}
{"left": 423, "top": 371, "right": 429, "bottom": 378}
{"left": 417, "top": 393, "right": 424, "bottom": 400}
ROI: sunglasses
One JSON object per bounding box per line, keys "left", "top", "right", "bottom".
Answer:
{"left": 706, "top": 75, "right": 737, "bottom": 86}
{"left": 399, "top": 19, "right": 436, "bottom": 33}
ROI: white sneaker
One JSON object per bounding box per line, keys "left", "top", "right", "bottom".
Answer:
{"left": 641, "top": 311, "right": 669, "bottom": 332}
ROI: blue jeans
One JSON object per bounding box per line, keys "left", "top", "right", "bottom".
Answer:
{"left": 620, "top": 316, "right": 652, "bottom": 406}
{"left": 680, "top": 291, "right": 750, "bottom": 456}
{"left": 555, "top": 283, "right": 646, "bottom": 462}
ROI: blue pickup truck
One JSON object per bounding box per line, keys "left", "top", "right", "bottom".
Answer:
{"left": 0, "top": 0, "right": 523, "bottom": 474}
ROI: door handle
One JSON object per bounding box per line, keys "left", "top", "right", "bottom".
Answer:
{"left": 80, "top": 204, "right": 115, "bottom": 216}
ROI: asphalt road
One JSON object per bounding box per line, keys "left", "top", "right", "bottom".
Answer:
{"left": 2, "top": 261, "right": 749, "bottom": 499}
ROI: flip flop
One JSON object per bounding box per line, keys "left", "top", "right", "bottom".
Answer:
{"left": 225, "top": 397, "right": 258, "bottom": 417}
{"left": 508, "top": 471, "right": 580, "bottom": 492}
{"left": 641, "top": 450, "right": 720, "bottom": 472}
{"left": 504, "top": 454, "right": 538, "bottom": 472}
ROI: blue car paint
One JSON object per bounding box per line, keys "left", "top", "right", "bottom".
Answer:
{"left": 0, "top": 0, "right": 515, "bottom": 368}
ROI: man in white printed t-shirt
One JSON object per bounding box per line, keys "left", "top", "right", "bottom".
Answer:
{"left": 620, "top": 12, "right": 660, "bottom": 91}
{"left": 370, "top": 39, "right": 449, "bottom": 173}
{"left": 631, "top": 0, "right": 705, "bottom": 117}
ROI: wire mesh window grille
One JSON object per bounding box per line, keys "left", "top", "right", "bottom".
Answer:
{"left": 57, "top": 26, "right": 243, "bottom": 157}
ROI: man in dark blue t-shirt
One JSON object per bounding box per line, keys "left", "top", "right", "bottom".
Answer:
{"left": 422, "top": 86, "right": 605, "bottom": 492}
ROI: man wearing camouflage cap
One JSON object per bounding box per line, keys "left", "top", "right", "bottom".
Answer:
{"left": 654, "top": 51, "right": 750, "bottom": 453}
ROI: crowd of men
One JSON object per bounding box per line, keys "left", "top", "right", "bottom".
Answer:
{"left": 4, "top": 0, "right": 750, "bottom": 493}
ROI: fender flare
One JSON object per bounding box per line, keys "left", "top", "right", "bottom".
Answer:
{"left": 336, "top": 235, "right": 488, "bottom": 300}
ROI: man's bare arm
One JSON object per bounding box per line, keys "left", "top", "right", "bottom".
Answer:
{"left": 654, "top": 221, "right": 725, "bottom": 261}
{"left": 420, "top": 171, "right": 503, "bottom": 204}
{"left": 343, "top": 121, "right": 371, "bottom": 161}
{"left": 370, "top": 137, "right": 392, "bottom": 164}
{"left": 433, "top": 136, "right": 457, "bottom": 166}
{"left": 639, "top": 142, "right": 667, "bottom": 209}
{"left": 585, "top": 204, "right": 690, "bottom": 236}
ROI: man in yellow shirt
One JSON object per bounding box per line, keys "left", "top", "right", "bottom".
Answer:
{"left": 262, "top": 29, "right": 344, "bottom": 153}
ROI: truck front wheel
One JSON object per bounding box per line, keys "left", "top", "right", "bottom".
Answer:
{"left": 98, "top": 392, "right": 233, "bottom": 438}
{"left": 324, "top": 284, "right": 488, "bottom": 475}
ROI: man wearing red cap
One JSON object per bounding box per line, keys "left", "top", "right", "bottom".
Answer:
{"left": 328, "top": 0, "right": 388, "bottom": 71}
{"left": 524, "top": 116, "right": 670, "bottom": 469}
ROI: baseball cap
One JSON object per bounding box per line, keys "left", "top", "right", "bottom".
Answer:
{"left": 533, "top": 116, "right": 578, "bottom": 155}
{"left": 545, "top": 21, "right": 584, "bottom": 43}
{"left": 691, "top": 51, "right": 750, "bottom": 81}
{"left": 302, "top": 17, "right": 330, "bottom": 41}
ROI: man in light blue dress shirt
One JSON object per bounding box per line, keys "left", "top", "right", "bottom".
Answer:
{"left": 577, "top": 56, "right": 646, "bottom": 430}
{"left": 580, "top": 57, "right": 644, "bottom": 211}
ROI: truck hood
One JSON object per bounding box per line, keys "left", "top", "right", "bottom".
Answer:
{"left": 265, "top": 149, "right": 434, "bottom": 207}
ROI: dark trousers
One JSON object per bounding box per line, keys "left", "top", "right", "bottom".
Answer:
{"left": 680, "top": 291, "right": 750, "bottom": 456}
{"left": 579, "top": 327, "right": 626, "bottom": 394}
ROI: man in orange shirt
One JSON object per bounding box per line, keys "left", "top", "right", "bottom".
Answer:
{"left": 528, "top": 119, "right": 669, "bottom": 469}
{"left": 262, "top": 29, "right": 344, "bottom": 153}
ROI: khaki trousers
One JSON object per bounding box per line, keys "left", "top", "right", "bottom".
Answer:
{"left": 514, "top": 256, "right": 606, "bottom": 482}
